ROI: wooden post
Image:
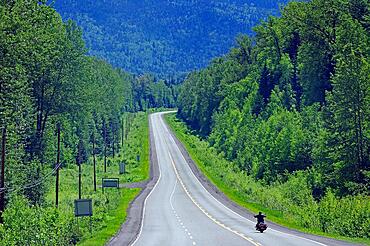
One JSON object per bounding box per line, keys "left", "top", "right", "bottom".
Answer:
{"left": 55, "top": 123, "right": 61, "bottom": 208}
{"left": 0, "top": 127, "right": 6, "bottom": 223}
{"left": 121, "top": 118, "right": 124, "bottom": 147}
{"left": 103, "top": 120, "right": 107, "bottom": 173}
{"left": 78, "top": 160, "right": 82, "bottom": 199}
{"left": 93, "top": 133, "right": 97, "bottom": 192}
{"left": 77, "top": 138, "right": 83, "bottom": 199}
{"left": 112, "top": 128, "right": 115, "bottom": 159}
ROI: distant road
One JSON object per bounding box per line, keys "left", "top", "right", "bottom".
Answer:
{"left": 111, "top": 112, "right": 358, "bottom": 246}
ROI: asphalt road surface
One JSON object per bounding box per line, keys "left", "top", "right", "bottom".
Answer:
{"left": 123, "top": 112, "right": 357, "bottom": 246}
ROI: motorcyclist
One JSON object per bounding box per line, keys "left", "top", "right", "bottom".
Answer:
{"left": 254, "top": 212, "right": 266, "bottom": 228}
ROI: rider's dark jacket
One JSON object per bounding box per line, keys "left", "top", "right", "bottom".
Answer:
{"left": 254, "top": 214, "right": 266, "bottom": 223}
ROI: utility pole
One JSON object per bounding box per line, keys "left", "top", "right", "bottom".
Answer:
{"left": 126, "top": 115, "right": 130, "bottom": 140}
{"left": 78, "top": 159, "right": 82, "bottom": 199}
{"left": 0, "top": 127, "right": 6, "bottom": 223}
{"left": 121, "top": 118, "right": 124, "bottom": 148}
{"left": 55, "top": 123, "right": 61, "bottom": 208}
{"left": 93, "top": 133, "right": 97, "bottom": 192}
{"left": 103, "top": 122, "right": 107, "bottom": 173}
{"left": 112, "top": 126, "right": 115, "bottom": 159}
{"left": 77, "top": 138, "right": 83, "bottom": 199}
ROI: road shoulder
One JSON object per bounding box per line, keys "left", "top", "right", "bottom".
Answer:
{"left": 162, "top": 113, "right": 361, "bottom": 246}
{"left": 107, "top": 115, "right": 160, "bottom": 246}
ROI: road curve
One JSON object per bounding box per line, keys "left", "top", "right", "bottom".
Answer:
{"left": 111, "top": 112, "right": 358, "bottom": 246}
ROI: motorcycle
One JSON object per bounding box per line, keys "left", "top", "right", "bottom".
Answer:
{"left": 256, "top": 222, "right": 268, "bottom": 233}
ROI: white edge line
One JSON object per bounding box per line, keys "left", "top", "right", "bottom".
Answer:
{"left": 170, "top": 179, "right": 178, "bottom": 210}
{"left": 160, "top": 113, "right": 328, "bottom": 246}
{"left": 167, "top": 150, "right": 260, "bottom": 246}
{"left": 130, "top": 116, "right": 163, "bottom": 246}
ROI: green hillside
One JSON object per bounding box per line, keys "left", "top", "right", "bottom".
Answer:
{"left": 54, "top": 0, "right": 292, "bottom": 79}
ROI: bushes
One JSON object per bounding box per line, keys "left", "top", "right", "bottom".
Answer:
{"left": 0, "top": 195, "right": 78, "bottom": 246}
{"left": 166, "top": 113, "right": 370, "bottom": 239}
{"left": 318, "top": 191, "right": 370, "bottom": 238}
{"left": 0, "top": 112, "right": 149, "bottom": 245}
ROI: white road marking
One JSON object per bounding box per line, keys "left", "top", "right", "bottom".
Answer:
{"left": 160, "top": 114, "right": 328, "bottom": 246}
{"left": 170, "top": 175, "right": 197, "bottom": 245}
{"left": 131, "top": 116, "right": 163, "bottom": 246}
{"left": 168, "top": 151, "right": 260, "bottom": 246}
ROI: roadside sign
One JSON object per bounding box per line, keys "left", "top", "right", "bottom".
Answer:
{"left": 119, "top": 163, "right": 125, "bottom": 174}
{"left": 102, "top": 178, "right": 119, "bottom": 192}
{"left": 74, "top": 199, "right": 93, "bottom": 217}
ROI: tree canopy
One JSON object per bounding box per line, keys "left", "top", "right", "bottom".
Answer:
{"left": 0, "top": 0, "right": 175, "bottom": 205}
{"left": 178, "top": 0, "right": 370, "bottom": 196}
{"left": 53, "top": 0, "right": 293, "bottom": 79}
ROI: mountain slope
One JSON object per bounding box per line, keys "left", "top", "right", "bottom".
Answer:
{"left": 54, "top": 0, "right": 291, "bottom": 79}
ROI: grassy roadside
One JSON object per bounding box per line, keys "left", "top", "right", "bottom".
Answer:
{"left": 45, "top": 112, "right": 150, "bottom": 246}
{"left": 165, "top": 113, "right": 369, "bottom": 245}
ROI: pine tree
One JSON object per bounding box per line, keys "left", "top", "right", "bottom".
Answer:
{"left": 325, "top": 16, "right": 369, "bottom": 195}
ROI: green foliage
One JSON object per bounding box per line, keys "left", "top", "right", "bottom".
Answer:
{"left": 0, "top": 112, "right": 150, "bottom": 245}
{"left": 0, "top": 0, "right": 173, "bottom": 204}
{"left": 0, "top": 195, "right": 77, "bottom": 246}
{"left": 53, "top": 0, "right": 292, "bottom": 79}
{"left": 177, "top": 0, "right": 370, "bottom": 196}
{"left": 0, "top": 0, "right": 158, "bottom": 243}
{"left": 174, "top": 2, "right": 369, "bottom": 240}
{"left": 166, "top": 113, "right": 370, "bottom": 240}
{"left": 323, "top": 14, "right": 370, "bottom": 195}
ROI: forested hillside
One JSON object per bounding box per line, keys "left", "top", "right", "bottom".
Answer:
{"left": 177, "top": 0, "right": 369, "bottom": 237}
{"left": 54, "top": 0, "right": 292, "bottom": 79}
{"left": 0, "top": 1, "right": 174, "bottom": 244}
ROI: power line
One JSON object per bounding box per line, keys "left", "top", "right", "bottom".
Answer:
{"left": 0, "top": 162, "right": 62, "bottom": 195}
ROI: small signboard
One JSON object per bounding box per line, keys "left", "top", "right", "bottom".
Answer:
{"left": 119, "top": 163, "right": 125, "bottom": 174}
{"left": 74, "top": 199, "right": 93, "bottom": 217}
{"left": 136, "top": 155, "right": 140, "bottom": 162}
{"left": 102, "top": 178, "right": 119, "bottom": 192}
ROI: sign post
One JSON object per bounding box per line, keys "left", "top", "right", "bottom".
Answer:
{"left": 74, "top": 199, "right": 93, "bottom": 233}
{"left": 55, "top": 123, "right": 61, "bottom": 208}
{"left": 119, "top": 163, "right": 125, "bottom": 174}
{"left": 93, "top": 133, "right": 97, "bottom": 192}
{"left": 0, "top": 127, "right": 6, "bottom": 223}
{"left": 102, "top": 178, "right": 120, "bottom": 193}
{"left": 74, "top": 199, "right": 93, "bottom": 217}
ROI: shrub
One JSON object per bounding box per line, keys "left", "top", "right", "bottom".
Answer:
{"left": 0, "top": 195, "right": 78, "bottom": 246}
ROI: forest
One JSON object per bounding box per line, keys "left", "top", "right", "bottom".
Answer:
{"left": 0, "top": 1, "right": 174, "bottom": 244}
{"left": 53, "top": 0, "right": 293, "bottom": 79}
{"left": 1, "top": 0, "right": 369, "bottom": 244}
{"left": 177, "top": 0, "right": 369, "bottom": 238}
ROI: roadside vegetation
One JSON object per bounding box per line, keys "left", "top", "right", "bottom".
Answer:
{"left": 0, "top": 112, "right": 150, "bottom": 245}
{"left": 166, "top": 113, "right": 369, "bottom": 245}
{"left": 0, "top": 1, "right": 160, "bottom": 244}
{"left": 176, "top": 0, "right": 369, "bottom": 242}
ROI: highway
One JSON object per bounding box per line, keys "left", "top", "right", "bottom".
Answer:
{"left": 123, "top": 112, "right": 356, "bottom": 246}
